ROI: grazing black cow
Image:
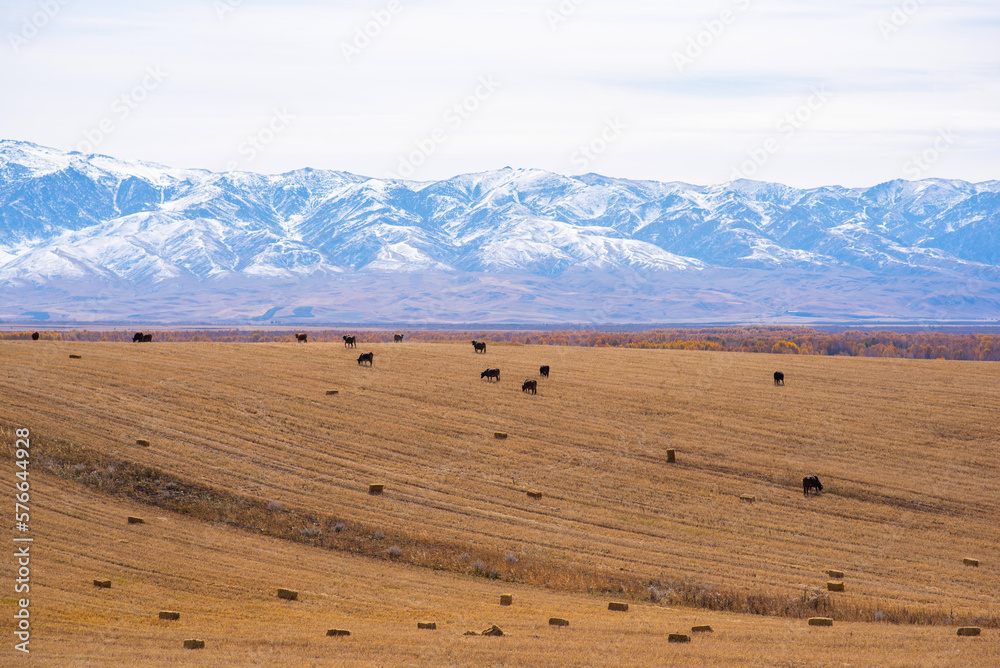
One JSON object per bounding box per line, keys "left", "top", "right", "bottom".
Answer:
{"left": 296, "top": 333, "right": 308, "bottom": 343}
{"left": 539, "top": 365, "right": 549, "bottom": 378}
{"left": 774, "top": 371, "right": 784, "bottom": 386}
{"left": 522, "top": 379, "right": 537, "bottom": 394}
{"left": 142, "top": 334, "right": 152, "bottom": 343}
{"left": 31, "top": 332, "right": 39, "bottom": 341}
{"left": 394, "top": 333, "right": 404, "bottom": 343}
{"left": 472, "top": 340, "right": 486, "bottom": 354}
{"left": 343, "top": 335, "right": 357, "bottom": 348}
{"left": 133, "top": 332, "right": 144, "bottom": 343}
{"left": 357, "top": 352, "right": 374, "bottom": 366}
{"left": 481, "top": 368, "right": 500, "bottom": 381}
{"left": 803, "top": 475, "right": 823, "bottom": 496}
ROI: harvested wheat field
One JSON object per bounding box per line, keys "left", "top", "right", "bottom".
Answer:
{"left": 1, "top": 339, "right": 998, "bottom": 665}
{"left": 2, "top": 470, "right": 996, "bottom": 667}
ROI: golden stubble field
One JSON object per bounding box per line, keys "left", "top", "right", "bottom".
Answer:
{"left": 1, "top": 470, "right": 995, "bottom": 667}
{"left": 1, "top": 339, "right": 998, "bottom": 664}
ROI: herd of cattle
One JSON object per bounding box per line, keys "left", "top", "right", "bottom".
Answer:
{"left": 330, "top": 335, "right": 821, "bottom": 494}
{"left": 343, "top": 336, "right": 551, "bottom": 393}
{"left": 112, "top": 329, "right": 816, "bottom": 496}
{"left": 470, "top": 340, "right": 546, "bottom": 394}
{"left": 124, "top": 329, "right": 791, "bottom": 403}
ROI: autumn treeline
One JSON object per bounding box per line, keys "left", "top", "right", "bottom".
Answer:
{"left": 557, "top": 328, "right": 1000, "bottom": 361}
{"left": 5, "top": 327, "right": 1000, "bottom": 361}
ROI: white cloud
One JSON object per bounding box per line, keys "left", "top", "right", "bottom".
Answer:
{"left": 1, "top": 0, "right": 996, "bottom": 186}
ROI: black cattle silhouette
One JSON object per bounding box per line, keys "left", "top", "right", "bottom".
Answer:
{"left": 803, "top": 475, "right": 823, "bottom": 496}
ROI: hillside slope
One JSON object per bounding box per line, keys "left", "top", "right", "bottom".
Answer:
{"left": 2, "top": 341, "right": 999, "bottom": 628}
{"left": 3, "top": 467, "right": 996, "bottom": 666}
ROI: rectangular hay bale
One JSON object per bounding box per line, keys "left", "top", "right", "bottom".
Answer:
{"left": 499, "top": 595, "right": 513, "bottom": 606}
{"left": 326, "top": 390, "right": 339, "bottom": 395}
{"left": 69, "top": 354, "right": 82, "bottom": 359}
{"left": 183, "top": 639, "right": 205, "bottom": 650}
{"left": 369, "top": 484, "right": 384, "bottom": 495}
{"left": 326, "top": 629, "right": 351, "bottom": 637}
{"left": 963, "top": 558, "right": 979, "bottom": 567}
{"left": 93, "top": 579, "right": 111, "bottom": 589}
{"left": 494, "top": 432, "right": 508, "bottom": 439}
{"left": 957, "top": 627, "right": 981, "bottom": 636}
{"left": 549, "top": 618, "right": 569, "bottom": 627}
{"left": 127, "top": 516, "right": 145, "bottom": 525}
{"left": 691, "top": 625, "right": 713, "bottom": 633}
{"left": 608, "top": 602, "right": 629, "bottom": 612}
{"left": 276, "top": 588, "right": 298, "bottom": 600}
{"left": 668, "top": 633, "right": 690, "bottom": 643}
{"left": 135, "top": 439, "right": 150, "bottom": 447}
{"left": 739, "top": 495, "right": 755, "bottom": 503}
{"left": 808, "top": 617, "right": 834, "bottom": 626}
{"left": 526, "top": 491, "right": 543, "bottom": 500}
{"left": 825, "top": 569, "right": 845, "bottom": 579}
{"left": 158, "top": 611, "right": 181, "bottom": 621}
{"left": 666, "top": 449, "right": 676, "bottom": 463}
{"left": 827, "top": 581, "right": 845, "bottom": 592}
{"left": 417, "top": 622, "right": 437, "bottom": 630}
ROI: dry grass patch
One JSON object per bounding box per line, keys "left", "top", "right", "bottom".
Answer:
{"left": 1, "top": 340, "right": 999, "bottom": 628}
{"left": 0, "top": 469, "right": 995, "bottom": 666}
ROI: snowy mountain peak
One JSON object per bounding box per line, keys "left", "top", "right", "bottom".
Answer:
{"left": 1, "top": 140, "right": 998, "bottom": 323}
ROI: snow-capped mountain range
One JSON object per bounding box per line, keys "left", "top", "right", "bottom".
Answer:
{"left": 1, "top": 140, "right": 998, "bottom": 324}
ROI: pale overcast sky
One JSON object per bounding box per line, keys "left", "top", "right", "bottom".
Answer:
{"left": 2, "top": 0, "right": 997, "bottom": 186}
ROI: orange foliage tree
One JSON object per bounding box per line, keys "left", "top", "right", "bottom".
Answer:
{"left": 4, "top": 326, "right": 1000, "bottom": 361}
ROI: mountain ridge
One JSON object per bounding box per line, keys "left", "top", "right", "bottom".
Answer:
{"left": 1, "top": 140, "right": 998, "bottom": 324}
